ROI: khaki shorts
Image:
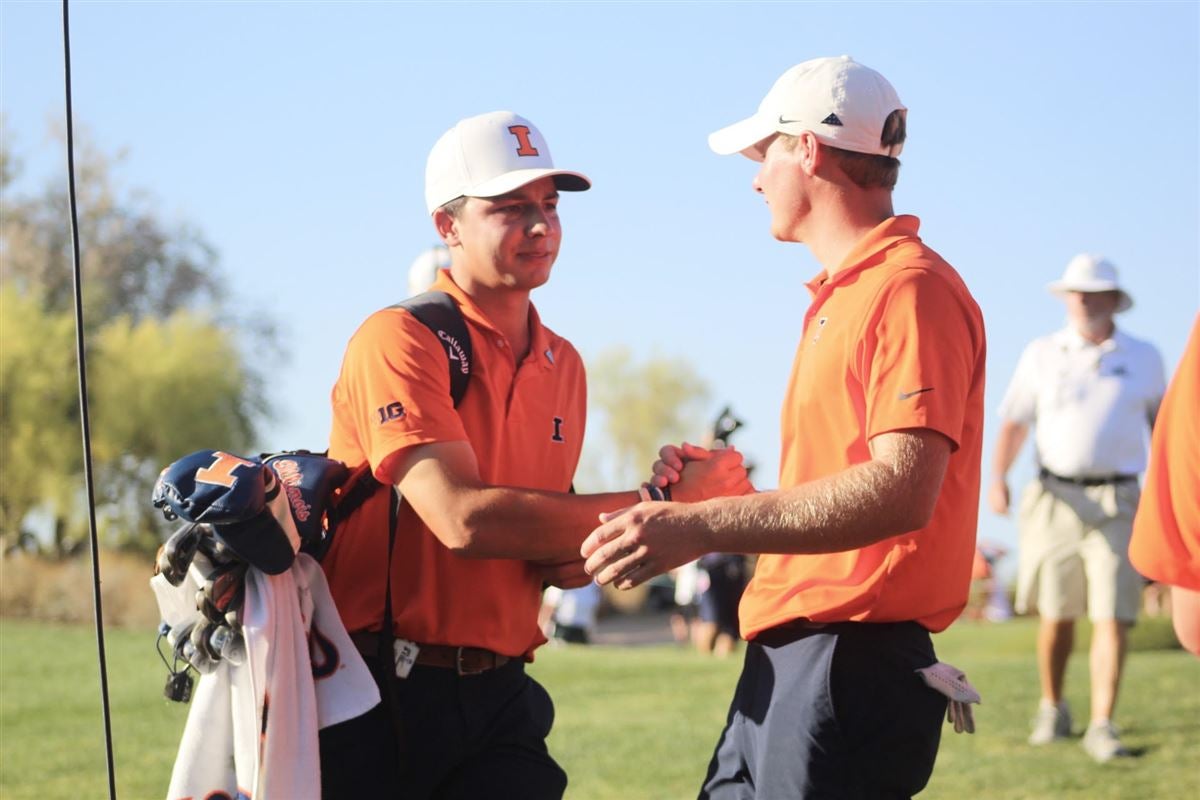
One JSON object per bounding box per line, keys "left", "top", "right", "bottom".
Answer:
{"left": 1014, "top": 476, "right": 1142, "bottom": 623}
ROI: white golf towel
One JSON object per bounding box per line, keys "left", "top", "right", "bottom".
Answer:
{"left": 162, "top": 554, "right": 379, "bottom": 800}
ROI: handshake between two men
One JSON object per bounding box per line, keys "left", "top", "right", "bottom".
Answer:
{"left": 581, "top": 442, "right": 751, "bottom": 592}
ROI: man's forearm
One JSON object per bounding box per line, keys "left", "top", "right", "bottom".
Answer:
{"left": 399, "top": 439, "right": 749, "bottom": 563}
{"left": 429, "top": 486, "right": 640, "bottom": 561}
{"left": 693, "top": 457, "right": 940, "bottom": 556}
{"left": 991, "top": 420, "right": 1029, "bottom": 479}
{"left": 581, "top": 430, "right": 951, "bottom": 587}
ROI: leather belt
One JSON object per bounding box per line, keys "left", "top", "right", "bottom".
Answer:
{"left": 1039, "top": 468, "right": 1138, "bottom": 487}
{"left": 350, "top": 631, "right": 511, "bottom": 676}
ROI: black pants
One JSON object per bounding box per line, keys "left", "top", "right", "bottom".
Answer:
{"left": 319, "top": 654, "right": 566, "bottom": 799}
{"left": 700, "top": 621, "right": 946, "bottom": 800}
{"left": 552, "top": 622, "right": 591, "bottom": 644}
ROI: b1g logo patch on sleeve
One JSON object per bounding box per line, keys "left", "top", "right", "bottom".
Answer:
{"left": 376, "top": 401, "right": 406, "bottom": 424}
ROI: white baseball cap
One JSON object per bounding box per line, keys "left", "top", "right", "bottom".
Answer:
{"left": 709, "top": 56, "right": 906, "bottom": 162}
{"left": 424, "top": 111, "right": 591, "bottom": 214}
{"left": 1047, "top": 253, "right": 1133, "bottom": 312}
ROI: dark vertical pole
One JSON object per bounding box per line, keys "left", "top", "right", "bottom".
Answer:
{"left": 61, "top": 1, "right": 119, "bottom": 797}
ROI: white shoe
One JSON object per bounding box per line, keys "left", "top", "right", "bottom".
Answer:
{"left": 1082, "top": 720, "right": 1131, "bottom": 763}
{"left": 1028, "top": 701, "right": 1072, "bottom": 745}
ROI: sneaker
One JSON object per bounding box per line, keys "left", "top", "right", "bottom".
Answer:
{"left": 1082, "top": 720, "right": 1131, "bottom": 763}
{"left": 1028, "top": 700, "right": 1072, "bottom": 745}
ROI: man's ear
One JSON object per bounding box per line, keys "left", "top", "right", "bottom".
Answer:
{"left": 798, "top": 131, "right": 822, "bottom": 176}
{"left": 432, "top": 208, "right": 460, "bottom": 246}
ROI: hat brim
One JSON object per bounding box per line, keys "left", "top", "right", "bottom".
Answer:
{"left": 1047, "top": 280, "right": 1133, "bottom": 312}
{"left": 467, "top": 168, "right": 591, "bottom": 200}
{"left": 708, "top": 113, "right": 777, "bottom": 161}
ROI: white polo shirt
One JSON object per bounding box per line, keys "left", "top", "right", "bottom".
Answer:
{"left": 999, "top": 326, "right": 1165, "bottom": 478}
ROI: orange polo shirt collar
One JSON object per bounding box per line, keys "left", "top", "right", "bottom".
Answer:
{"left": 431, "top": 269, "right": 555, "bottom": 372}
{"left": 804, "top": 215, "right": 923, "bottom": 298}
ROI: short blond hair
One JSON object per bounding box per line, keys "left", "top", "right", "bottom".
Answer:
{"left": 782, "top": 109, "right": 907, "bottom": 190}
{"left": 438, "top": 196, "right": 469, "bottom": 219}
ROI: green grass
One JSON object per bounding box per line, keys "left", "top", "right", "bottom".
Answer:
{"left": 1, "top": 617, "right": 1196, "bottom": 799}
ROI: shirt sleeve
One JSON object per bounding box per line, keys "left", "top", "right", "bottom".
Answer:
{"left": 1130, "top": 316, "right": 1200, "bottom": 589}
{"left": 334, "top": 308, "right": 468, "bottom": 483}
{"left": 998, "top": 341, "right": 1039, "bottom": 425}
{"left": 858, "top": 269, "right": 983, "bottom": 450}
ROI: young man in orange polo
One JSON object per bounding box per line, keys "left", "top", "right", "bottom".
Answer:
{"left": 317, "top": 111, "right": 750, "bottom": 799}
{"left": 583, "top": 57, "right": 986, "bottom": 797}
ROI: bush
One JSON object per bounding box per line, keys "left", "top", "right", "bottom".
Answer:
{"left": 0, "top": 550, "right": 159, "bottom": 628}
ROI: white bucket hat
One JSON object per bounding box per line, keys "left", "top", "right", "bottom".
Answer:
{"left": 424, "top": 111, "right": 591, "bottom": 214}
{"left": 709, "top": 55, "right": 906, "bottom": 162}
{"left": 1047, "top": 254, "right": 1133, "bottom": 312}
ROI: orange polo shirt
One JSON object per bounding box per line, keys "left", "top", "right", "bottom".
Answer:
{"left": 323, "top": 269, "right": 587, "bottom": 658}
{"left": 740, "top": 215, "right": 986, "bottom": 638}
{"left": 1130, "top": 315, "right": 1200, "bottom": 590}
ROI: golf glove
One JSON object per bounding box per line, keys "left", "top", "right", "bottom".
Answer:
{"left": 916, "top": 661, "right": 981, "bottom": 734}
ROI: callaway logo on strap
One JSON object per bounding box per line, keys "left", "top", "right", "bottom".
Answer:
{"left": 391, "top": 290, "right": 473, "bottom": 408}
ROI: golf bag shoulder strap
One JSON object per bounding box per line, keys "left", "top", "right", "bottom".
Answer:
{"left": 328, "top": 461, "right": 382, "bottom": 526}
{"left": 297, "top": 292, "right": 471, "bottom": 555}
{"left": 391, "top": 290, "right": 472, "bottom": 409}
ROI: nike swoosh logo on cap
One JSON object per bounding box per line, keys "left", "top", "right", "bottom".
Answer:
{"left": 778, "top": 115, "right": 802, "bottom": 125}
{"left": 898, "top": 387, "right": 935, "bottom": 401}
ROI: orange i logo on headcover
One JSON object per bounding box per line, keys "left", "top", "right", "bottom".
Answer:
{"left": 195, "top": 451, "right": 258, "bottom": 488}
{"left": 508, "top": 125, "right": 540, "bottom": 156}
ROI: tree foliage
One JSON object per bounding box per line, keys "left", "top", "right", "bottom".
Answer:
{"left": 580, "top": 346, "right": 711, "bottom": 491}
{"left": 0, "top": 131, "right": 271, "bottom": 555}
{"left": 88, "top": 310, "right": 264, "bottom": 552}
{"left": 1, "top": 131, "right": 223, "bottom": 325}
{"left": 0, "top": 288, "right": 82, "bottom": 549}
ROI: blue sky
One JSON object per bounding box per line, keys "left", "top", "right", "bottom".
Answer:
{"left": 3, "top": 1, "right": 1198, "bottom": 567}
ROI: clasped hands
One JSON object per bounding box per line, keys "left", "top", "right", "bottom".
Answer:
{"left": 581, "top": 442, "right": 753, "bottom": 590}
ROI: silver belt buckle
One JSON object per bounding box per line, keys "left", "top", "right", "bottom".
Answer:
{"left": 456, "top": 646, "right": 484, "bottom": 676}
